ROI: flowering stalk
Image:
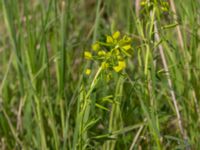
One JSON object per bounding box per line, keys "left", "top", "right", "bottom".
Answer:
{"left": 73, "top": 66, "right": 103, "bottom": 149}
{"left": 76, "top": 31, "right": 134, "bottom": 148}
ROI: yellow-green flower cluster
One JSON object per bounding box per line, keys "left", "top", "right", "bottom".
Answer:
{"left": 84, "top": 31, "right": 133, "bottom": 75}
{"left": 160, "top": 1, "right": 169, "bottom": 12}
{"left": 140, "top": 0, "right": 169, "bottom": 12}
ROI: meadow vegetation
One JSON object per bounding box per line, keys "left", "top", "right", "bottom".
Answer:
{"left": 0, "top": 0, "right": 200, "bottom": 149}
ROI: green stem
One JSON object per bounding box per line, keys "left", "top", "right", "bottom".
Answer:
{"left": 73, "top": 67, "right": 102, "bottom": 149}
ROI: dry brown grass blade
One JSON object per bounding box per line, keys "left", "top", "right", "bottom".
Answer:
{"left": 154, "top": 21, "right": 190, "bottom": 149}
{"left": 135, "top": 0, "right": 141, "bottom": 17}
{"left": 169, "top": 0, "right": 184, "bottom": 50}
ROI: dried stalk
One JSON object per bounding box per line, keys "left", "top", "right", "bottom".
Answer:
{"left": 129, "top": 120, "right": 145, "bottom": 150}
{"left": 135, "top": 0, "right": 141, "bottom": 17}
{"left": 154, "top": 21, "right": 189, "bottom": 149}
{"left": 168, "top": 0, "right": 184, "bottom": 50}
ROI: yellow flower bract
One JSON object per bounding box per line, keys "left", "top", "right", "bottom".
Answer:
{"left": 140, "top": 1, "right": 147, "bottom": 6}
{"left": 106, "top": 35, "right": 113, "bottom": 43}
{"left": 85, "top": 69, "right": 91, "bottom": 75}
{"left": 84, "top": 51, "right": 92, "bottom": 59}
{"left": 112, "top": 31, "right": 120, "bottom": 39}
{"left": 122, "top": 45, "right": 131, "bottom": 51}
{"left": 98, "top": 50, "right": 106, "bottom": 56}
{"left": 123, "top": 35, "right": 132, "bottom": 43}
{"left": 113, "top": 61, "right": 126, "bottom": 72}
{"left": 161, "top": 7, "right": 168, "bottom": 12}
{"left": 92, "top": 43, "right": 100, "bottom": 51}
{"left": 101, "top": 62, "right": 109, "bottom": 69}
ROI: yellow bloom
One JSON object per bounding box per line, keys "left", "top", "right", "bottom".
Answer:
{"left": 112, "top": 31, "right": 120, "bottom": 39}
{"left": 98, "top": 50, "right": 106, "bottom": 56}
{"left": 85, "top": 69, "right": 91, "bottom": 75}
{"left": 117, "top": 55, "right": 123, "bottom": 60}
{"left": 161, "top": 7, "right": 168, "bottom": 12}
{"left": 84, "top": 51, "right": 92, "bottom": 59}
{"left": 113, "top": 61, "right": 126, "bottom": 72}
{"left": 113, "top": 66, "right": 122, "bottom": 72}
{"left": 106, "top": 35, "right": 113, "bottom": 43}
{"left": 106, "top": 52, "right": 112, "bottom": 58}
{"left": 92, "top": 43, "right": 100, "bottom": 51}
{"left": 101, "top": 62, "right": 109, "bottom": 69}
{"left": 119, "top": 61, "right": 126, "bottom": 67}
{"left": 115, "top": 49, "right": 120, "bottom": 55}
{"left": 122, "top": 45, "right": 131, "bottom": 51}
{"left": 162, "top": 2, "right": 169, "bottom": 7}
{"left": 123, "top": 35, "right": 132, "bottom": 43}
{"left": 140, "top": 1, "right": 147, "bottom": 6}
